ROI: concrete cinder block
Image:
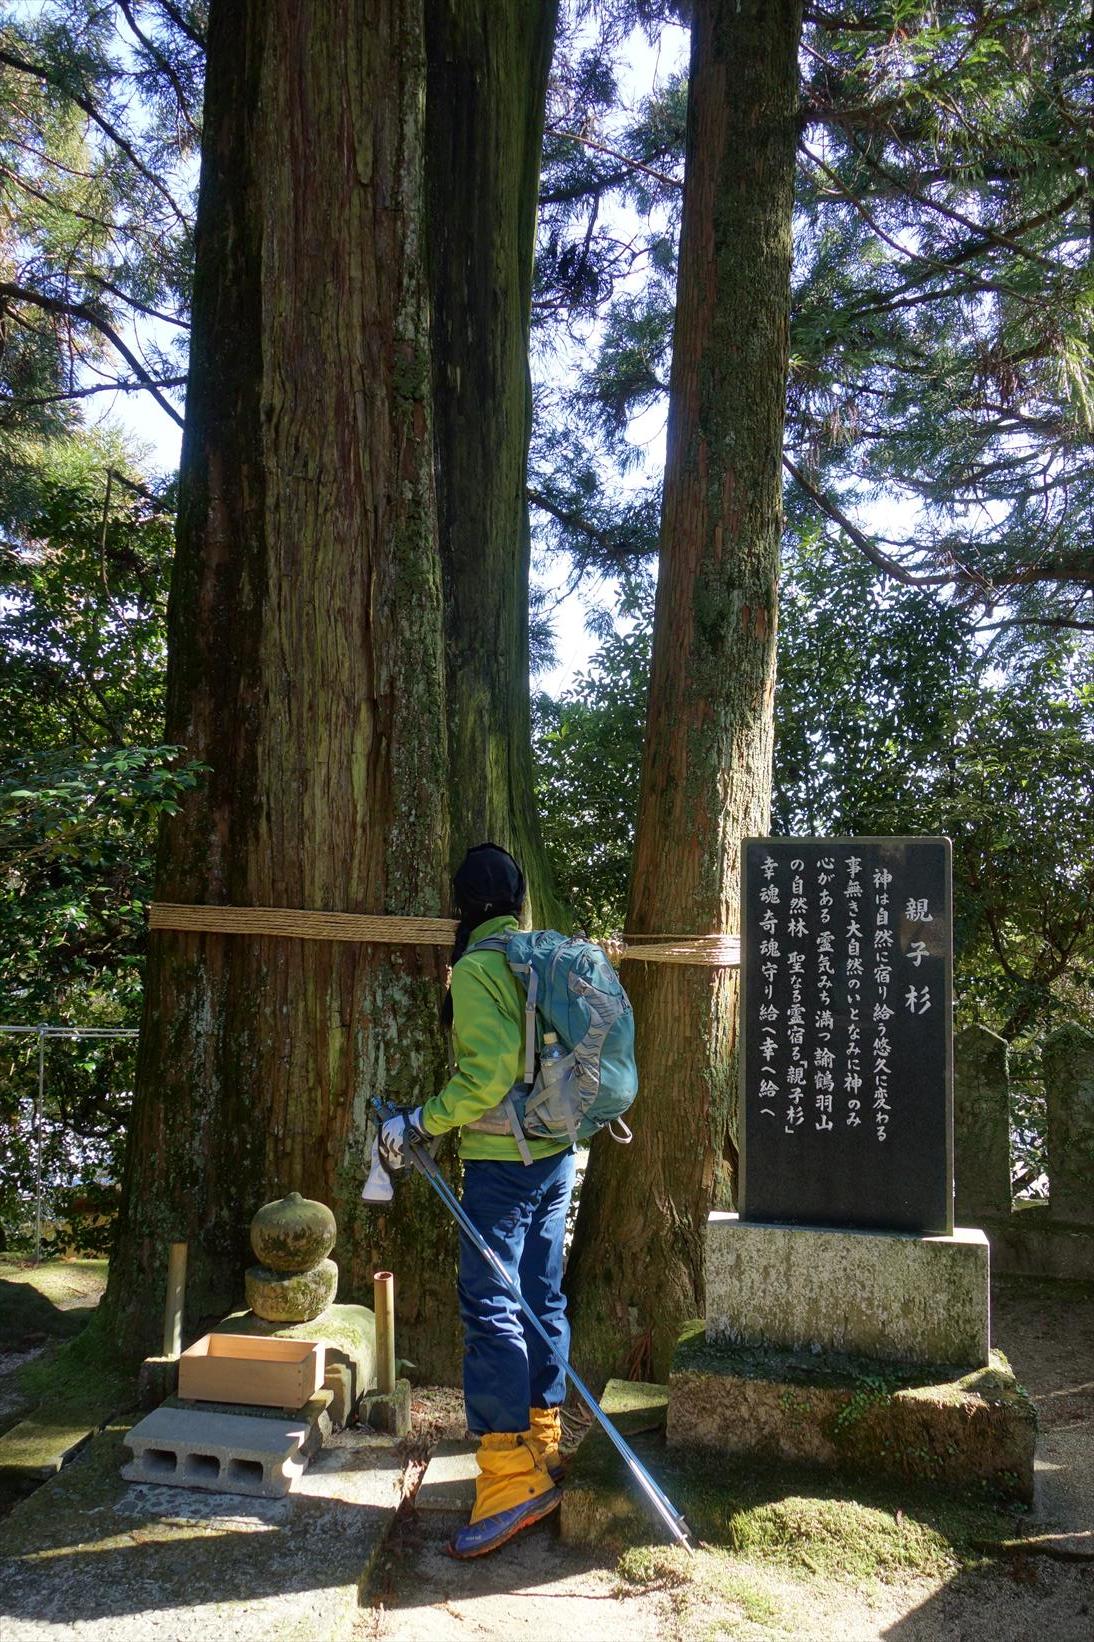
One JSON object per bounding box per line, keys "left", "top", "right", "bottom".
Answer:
{"left": 707, "top": 1211, "right": 990, "bottom": 1369}
{"left": 122, "top": 1404, "right": 329, "bottom": 1498}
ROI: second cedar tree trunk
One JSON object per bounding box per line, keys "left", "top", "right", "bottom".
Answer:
{"left": 567, "top": 0, "right": 804, "bottom": 1383}
{"left": 104, "top": 0, "right": 558, "bottom": 1377}
{"left": 425, "top": 0, "right": 564, "bottom": 917}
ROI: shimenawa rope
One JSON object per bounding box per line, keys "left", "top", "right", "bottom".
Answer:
{"left": 149, "top": 903, "right": 740, "bottom": 966}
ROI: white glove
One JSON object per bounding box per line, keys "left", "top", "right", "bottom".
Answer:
{"left": 378, "top": 1106, "right": 426, "bottom": 1173}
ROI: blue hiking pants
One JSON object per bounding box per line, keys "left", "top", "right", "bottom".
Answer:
{"left": 458, "top": 1148, "right": 576, "bottom": 1435}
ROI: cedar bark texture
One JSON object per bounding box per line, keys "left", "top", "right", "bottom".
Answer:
{"left": 567, "top": 0, "right": 803, "bottom": 1383}
{"left": 105, "top": 0, "right": 461, "bottom": 1373}
{"left": 425, "top": 0, "right": 563, "bottom": 918}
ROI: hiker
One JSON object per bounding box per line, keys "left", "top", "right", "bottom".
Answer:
{"left": 378, "top": 843, "right": 572, "bottom": 1558}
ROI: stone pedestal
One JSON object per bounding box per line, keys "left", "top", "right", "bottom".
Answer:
{"left": 707, "top": 1212, "right": 990, "bottom": 1369}
{"left": 667, "top": 1323, "right": 1035, "bottom": 1503}
{"left": 954, "top": 1024, "right": 1012, "bottom": 1222}
{"left": 674, "top": 1211, "right": 1034, "bottom": 1503}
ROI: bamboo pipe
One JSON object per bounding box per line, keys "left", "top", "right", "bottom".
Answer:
{"left": 374, "top": 1270, "right": 396, "bottom": 1394}
{"left": 162, "top": 1241, "right": 188, "bottom": 1357}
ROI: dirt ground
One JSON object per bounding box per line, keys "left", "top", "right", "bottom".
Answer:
{"left": 357, "top": 1280, "right": 1094, "bottom": 1642}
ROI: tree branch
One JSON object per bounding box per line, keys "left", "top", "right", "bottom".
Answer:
{"left": 544, "top": 126, "right": 682, "bottom": 193}
{"left": 978, "top": 615, "right": 1094, "bottom": 634}
{"left": 0, "top": 41, "right": 188, "bottom": 226}
{"left": 527, "top": 486, "right": 647, "bottom": 560}
{"left": 0, "top": 281, "right": 185, "bottom": 427}
{"left": 153, "top": 0, "right": 205, "bottom": 50}
{"left": 118, "top": 0, "right": 201, "bottom": 142}
{"left": 4, "top": 375, "right": 187, "bottom": 411}
{"left": 781, "top": 454, "right": 952, "bottom": 587}
{"left": 84, "top": 272, "right": 190, "bottom": 329}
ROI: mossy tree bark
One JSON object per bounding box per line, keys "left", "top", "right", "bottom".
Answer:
{"left": 105, "top": 0, "right": 463, "bottom": 1374}
{"left": 425, "top": 0, "right": 565, "bottom": 922}
{"left": 566, "top": 0, "right": 803, "bottom": 1383}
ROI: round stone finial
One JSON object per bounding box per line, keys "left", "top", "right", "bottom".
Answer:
{"left": 250, "top": 1191, "right": 337, "bottom": 1273}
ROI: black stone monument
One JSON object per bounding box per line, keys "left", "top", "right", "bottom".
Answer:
{"left": 739, "top": 837, "right": 953, "bottom": 1235}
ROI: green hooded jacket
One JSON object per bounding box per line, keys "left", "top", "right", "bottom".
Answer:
{"left": 419, "top": 914, "right": 571, "bottom": 1162}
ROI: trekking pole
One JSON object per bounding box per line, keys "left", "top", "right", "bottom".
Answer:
{"left": 371, "top": 1098, "right": 694, "bottom": 1554}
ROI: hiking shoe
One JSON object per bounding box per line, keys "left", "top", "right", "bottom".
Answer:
{"left": 445, "top": 1486, "right": 562, "bottom": 1559}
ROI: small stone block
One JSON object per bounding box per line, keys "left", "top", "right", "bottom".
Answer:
{"left": 668, "top": 1321, "right": 1036, "bottom": 1502}
{"left": 324, "top": 1364, "right": 352, "bottom": 1429}
{"left": 359, "top": 1377, "right": 411, "bottom": 1436}
{"left": 559, "top": 1382, "right": 670, "bottom": 1550}
{"left": 707, "top": 1212, "right": 991, "bottom": 1368}
{"left": 415, "top": 1439, "right": 478, "bottom": 1512}
{"left": 121, "top": 1403, "right": 329, "bottom": 1498}
{"left": 137, "top": 1354, "right": 179, "bottom": 1409}
{"left": 164, "top": 1389, "right": 333, "bottom": 1424}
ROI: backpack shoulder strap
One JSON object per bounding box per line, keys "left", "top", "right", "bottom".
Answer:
{"left": 465, "top": 931, "right": 538, "bottom": 1086}
{"left": 465, "top": 934, "right": 512, "bottom": 953}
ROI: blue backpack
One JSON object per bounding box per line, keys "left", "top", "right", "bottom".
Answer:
{"left": 464, "top": 930, "right": 638, "bottom": 1163}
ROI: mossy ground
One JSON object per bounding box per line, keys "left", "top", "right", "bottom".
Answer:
{"left": 0, "top": 1259, "right": 133, "bottom": 1495}
{"left": 16, "top": 1309, "right": 135, "bottom": 1421}
{"left": 566, "top": 1427, "right": 1023, "bottom": 1586}
{"left": 0, "top": 1257, "right": 108, "bottom": 1346}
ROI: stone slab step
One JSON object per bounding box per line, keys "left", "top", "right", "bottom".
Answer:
{"left": 0, "top": 1416, "right": 101, "bottom": 1491}
{"left": 122, "top": 1403, "right": 329, "bottom": 1498}
{"left": 415, "top": 1439, "right": 478, "bottom": 1512}
{"left": 163, "top": 1388, "right": 333, "bottom": 1423}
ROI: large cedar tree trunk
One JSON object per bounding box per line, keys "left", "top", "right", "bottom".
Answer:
{"left": 105, "top": 0, "right": 462, "bottom": 1374}
{"left": 425, "top": 0, "right": 564, "bottom": 916}
{"left": 567, "top": 0, "right": 803, "bottom": 1383}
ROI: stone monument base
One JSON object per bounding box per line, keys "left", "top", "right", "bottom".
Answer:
{"left": 707, "top": 1212, "right": 991, "bottom": 1367}
{"left": 668, "top": 1321, "right": 1035, "bottom": 1502}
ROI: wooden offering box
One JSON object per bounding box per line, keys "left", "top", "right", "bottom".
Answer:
{"left": 179, "top": 1333, "right": 325, "bottom": 1410}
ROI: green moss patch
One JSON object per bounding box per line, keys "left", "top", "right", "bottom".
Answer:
{"left": 562, "top": 1427, "right": 1022, "bottom": 1586}
{"left": 1, "top": 1312, "right": 137, "bottom": 1498}
{"left": 17, "top": 1310, "right": 134, "bottom": 1419}
{"left": 0, "top": 1258, "right": 108, "bottom": 1348}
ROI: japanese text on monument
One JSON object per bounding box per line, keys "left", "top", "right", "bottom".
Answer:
{"left": 741, "top": 838, "right": 952, "bottom": 1234}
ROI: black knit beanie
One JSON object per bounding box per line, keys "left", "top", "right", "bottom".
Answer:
{"left": 441, "top": 843, "right": 525, "bottom": 1027}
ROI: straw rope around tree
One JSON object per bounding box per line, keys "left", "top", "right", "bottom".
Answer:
{"left": 148, "top": 903, "right": 740, "bottom": 966}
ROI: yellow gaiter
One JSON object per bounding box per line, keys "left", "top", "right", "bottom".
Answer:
{"left": 470, "top": 1432, "right": 554, "bottom": 1524}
